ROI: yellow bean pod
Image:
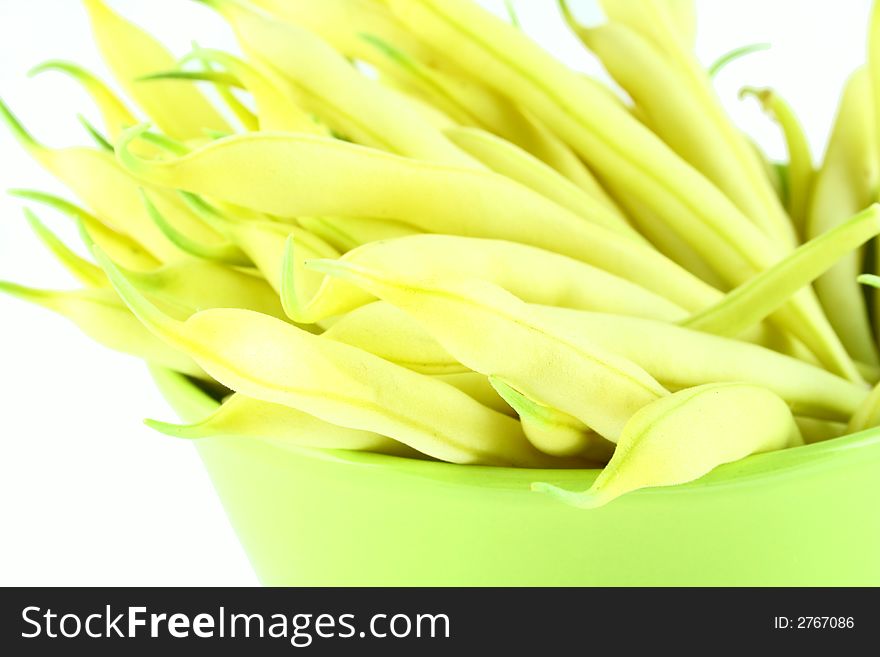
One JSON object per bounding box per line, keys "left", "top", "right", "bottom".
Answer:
{"left": 0, "top": 282, "right": 205, "bottom": 378}
{"left": 534, "top": 383, "right": 802, "bottom": 507}
{"left": 579, "top": 23, "right": 788, "bottom": 241}
{"left": 309, "top": 258, "right": 669, "bottom": 442}
{"left": 747, "top": 137, "right": 785, "bottom": 201}
{"left": 114, "top": 128, "right": 718, "bottom": 311}
{"left": 589, "top": 0, "right": 796, "bottom": 245}
{"left": 97, "top": 251, "right": 559, "bottom": 467}
{"left": 288, "top": 234, "right": 688, "bottom": 323}
{"left": 82, "top": 0, "right": 228, "bottom": 140}
{"left": 856, "top": 359, "right": 880, "bottom": 385}
{"left": 3, "top": 0, "right": 875, "bottom": 500}
{"left": 147, "top": 393, "right": 418, "bottom": 457}
{"left": 807, "top": 69, "right": 880, "bottom": 366}
{"left": 502, "top": 112, "right": 614, "bottom": 202}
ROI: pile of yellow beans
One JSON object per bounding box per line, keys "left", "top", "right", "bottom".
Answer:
{"left": 3, "top": 0, "right": 880, "bottom": 507}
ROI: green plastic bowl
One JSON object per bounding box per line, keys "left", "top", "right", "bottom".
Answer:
{"left": 152, "top": 367, "right": 880, "bottom": 586}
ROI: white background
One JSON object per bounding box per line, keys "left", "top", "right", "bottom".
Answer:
{"left": 0, "top": 0, "right": 872, "bottom": 585}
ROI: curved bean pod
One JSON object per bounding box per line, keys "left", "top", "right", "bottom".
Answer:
{"left": 580, "top": 22, "right": 788, "bottom": 242}
{"left": 588, "top": 0, "right": 794, "bottom": 245}
{"left": 534, "top": 383, "right": 802, "bottom": 507}
{"left": 147, "top": 393, "right": 418, "bottom": 457}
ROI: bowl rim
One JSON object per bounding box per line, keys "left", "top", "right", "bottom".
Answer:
{"left": 151, "top": 367, "right": 880, "bottom": 497}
